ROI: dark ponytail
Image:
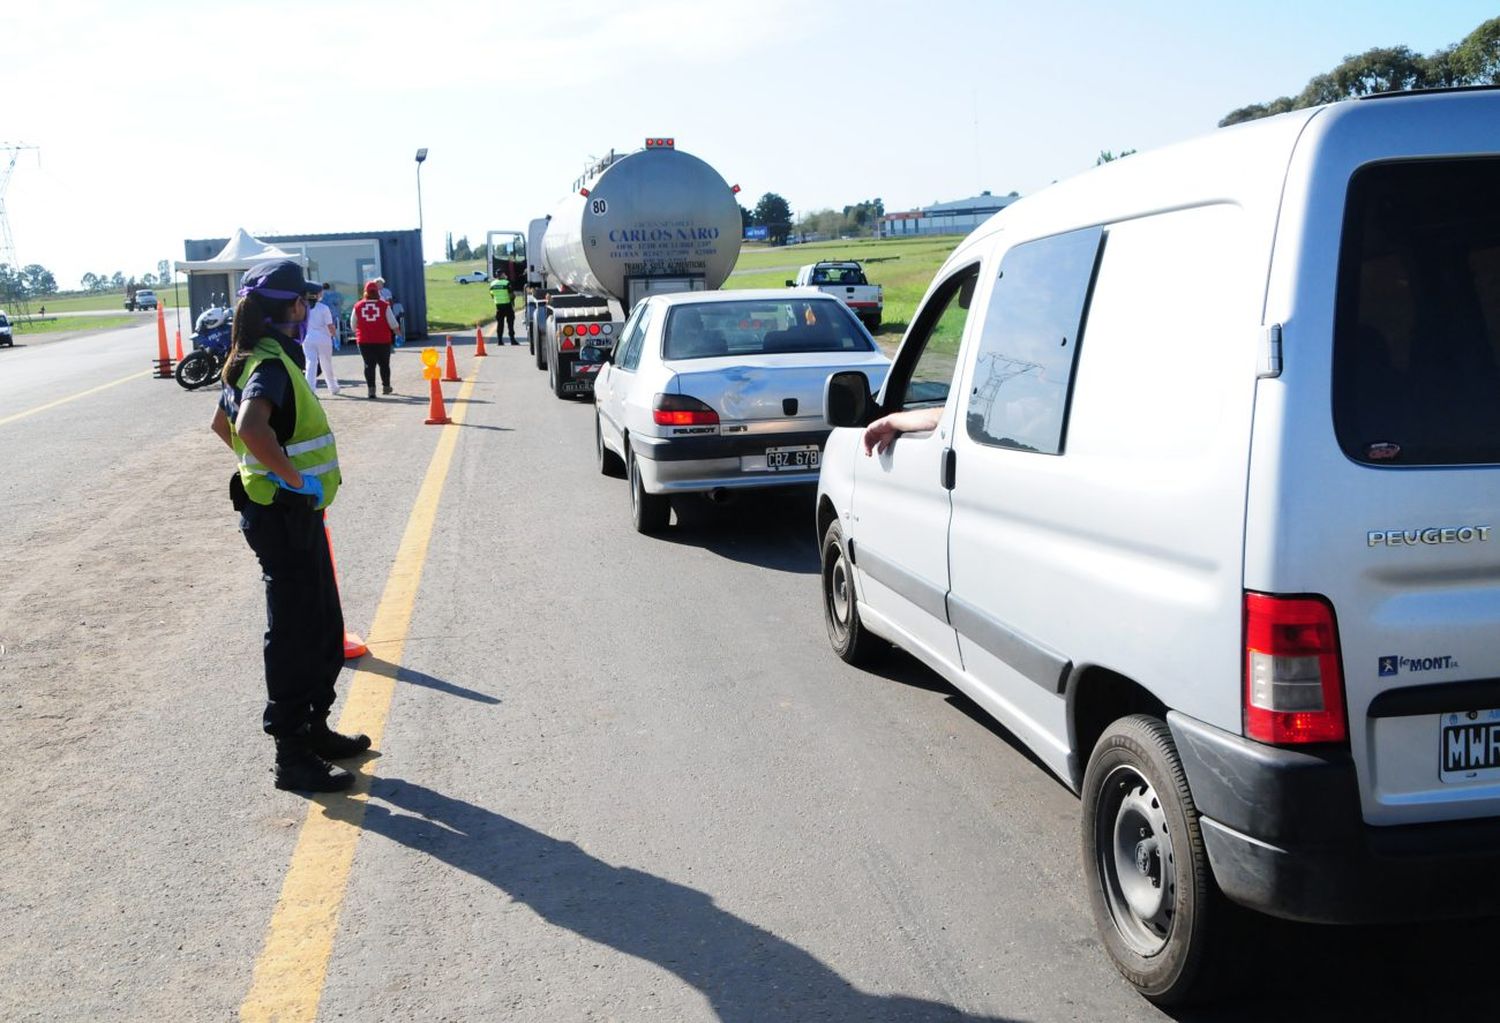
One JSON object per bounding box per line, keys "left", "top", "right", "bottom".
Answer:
{"left": 222, "top": 292, "right": 297, "bottom": 385}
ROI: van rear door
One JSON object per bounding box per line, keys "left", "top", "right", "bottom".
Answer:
{"left": 1260, "top": 128, "right": 1500, "bottom": 827}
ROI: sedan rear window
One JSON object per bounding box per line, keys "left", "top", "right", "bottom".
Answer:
{"left": 662, "top": 299, "right": 874, "bottom": 361}
{"left": 1333, "top": 159, "right": 1500, "bottom": 465}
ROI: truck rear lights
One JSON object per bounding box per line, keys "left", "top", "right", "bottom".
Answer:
{"left": 588, "top": 323, "right": 601, "bottom": 336}
{"left": 601, "top": 324, "right": 613, "bottom": 335}
{"left": 653, "top": 393, "right": 719, "bottom": 426}
{"left": 1243, "top": 593, "right": 1348, "bottom": 745}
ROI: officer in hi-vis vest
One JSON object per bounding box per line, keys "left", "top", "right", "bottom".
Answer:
{"left": 489, "top": 273, "right": 517, "bottom": 344}
{"left": 210, "top": 259, "right": 370, "bottom": 793}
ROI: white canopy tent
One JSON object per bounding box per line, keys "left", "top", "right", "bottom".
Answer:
{"left": 173, "top": 227, "right": 306, "bottom": 274}
{"left": 172, "top": 228, "right": 309, "bottom": 329}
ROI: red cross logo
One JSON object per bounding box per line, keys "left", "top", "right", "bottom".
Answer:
{"left": 360, "top": 304, "right": 381, "bottom": 322}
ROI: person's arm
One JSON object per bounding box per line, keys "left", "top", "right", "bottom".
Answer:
{"left": 385, "top": 307, "right": 400, "bottom": 331}
{"left": 210, "top": 406, "right": 233, "bottom": 450}
{"left": 862, "top": 406, "right": 943, "bottom": 456}
{"left": 234, "top": 398, "right": 303, "bottom": 486}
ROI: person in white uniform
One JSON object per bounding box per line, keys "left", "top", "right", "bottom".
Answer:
{"left": 301, "top": 282, "right": 340, "bottom": 396}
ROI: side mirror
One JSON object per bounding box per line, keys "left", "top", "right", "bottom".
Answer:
{"left": 785, "top": 280, "right": 795, "bottom": 288}
{"left": 825, "top": 370, "right": 874, "bottom": 428}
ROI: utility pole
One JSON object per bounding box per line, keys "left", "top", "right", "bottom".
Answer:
{"left": 0, "top": 142, "right": 41, "bottom": 318}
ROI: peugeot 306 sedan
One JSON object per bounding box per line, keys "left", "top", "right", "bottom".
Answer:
{"left": 594, "top": 289, "right": 889, "bottom": 533}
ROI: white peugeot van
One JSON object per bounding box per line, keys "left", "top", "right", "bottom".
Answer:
{"left": 817, "top": 88, "right": 1500, "bottom": 1003}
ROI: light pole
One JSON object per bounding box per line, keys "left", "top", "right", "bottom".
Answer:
{"left": 414, "top": 148, "right": 428, "bottom": 236}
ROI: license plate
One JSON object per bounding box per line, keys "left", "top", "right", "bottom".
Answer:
{"left": 765, "top": 445, "right": 820, "bottom": 471}
{"left": 1439, "top": 708, "right": 1500, "bottom": 783}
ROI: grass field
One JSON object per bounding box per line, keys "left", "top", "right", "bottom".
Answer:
{"left": 421, "top": 235, "right": 963, "bottom": 337}
{"left": 7, "top": 314, "right": 138, "bottom": 336}
{"left": 16, "top": 288, "right": 192, "bottom": 314}
{"left": 425, "top": 259, "right": 498, "bottom": 332}
{"left": 723, "top": 236, "right": 961, "bottom": 336}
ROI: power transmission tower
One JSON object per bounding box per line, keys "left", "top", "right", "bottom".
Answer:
{"left": 970, "top": 351, "right": 1043, "bottom": 437}
{"left": 0, "top": 142, "right": 41, "bottom": 317}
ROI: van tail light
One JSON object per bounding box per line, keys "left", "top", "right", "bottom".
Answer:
{"left": 1244, "top": 593, "right": 1348, "bottom": 745}
{"left": 653, "top": 393, "right": 719, "bottom": 426}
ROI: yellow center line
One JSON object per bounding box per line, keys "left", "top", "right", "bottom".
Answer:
{"left": 241, "top": 370, "right": 481, "bottom": 1023}
{"left": 0, "top": 370, "right": 149, "bottom": 428}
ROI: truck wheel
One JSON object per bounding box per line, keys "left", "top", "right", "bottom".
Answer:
{"left": 821, "top": 519, "right": 885, "bottom": 665}
{"left": 863, "top": 313, "right": 881, "bottom": 332}
{"left": 596, "top": 412, "right": 625, "bottom": 478}
{"left": 549, "top": 349, "right": 569, "bottom": 399}
{"left": 1081, "top": 714, "right": 1224, "bottom": 1006}
{"left": 627, "top": 447, "right": 669, "bottom": 534}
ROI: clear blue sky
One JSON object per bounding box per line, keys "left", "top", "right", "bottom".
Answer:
{"left": 1, "top": 0, "right": 1494, "bottom": 289}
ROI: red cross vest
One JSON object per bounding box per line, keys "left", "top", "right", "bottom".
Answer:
{"left": 352, "top": 298, "right": 393, "bottom": 344}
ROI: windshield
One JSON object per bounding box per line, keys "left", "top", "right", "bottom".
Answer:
{"left": 0, "top": 314, "right": 9, "bottom": 326}
{"left": 1333, "top": 158, "right": 1500, "bottom": 465}
{"left": 810, "top": 265, "right": 867, "bottom": 285}
{"left": 662, "top": 299, "right": 874, "bottom": 361}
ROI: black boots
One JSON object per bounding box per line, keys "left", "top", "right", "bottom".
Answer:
{"left": 273, "top": 723, "right": 370, "bottom": 792}
{"left": 309, "top": 720, "right": 373, "bottom": 760}
{"left": 274, "top": 737, "right": 353, "bottom": 792}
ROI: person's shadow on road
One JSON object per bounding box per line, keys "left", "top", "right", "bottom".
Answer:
{"left": 353, "top": 777, "right": 1021, "bottom": 1022}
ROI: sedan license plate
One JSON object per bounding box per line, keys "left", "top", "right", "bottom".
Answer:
{"left": 765, "top": 445, "right": 820, "bottom": 471}
{"left": 1440, "top": 708, "right": 1500, "bottom": 783}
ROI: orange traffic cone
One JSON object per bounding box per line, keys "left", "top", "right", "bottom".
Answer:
{"left": 152, "top": 303, "right": 173, "bottom": 378}
{"left": 443, "top": 338, "right": 461, "bottom": 382}
{"left": 174, "top": 329, "right": 184, "bottom": 362}
{"left": 474, "top": 325, "right": 488, "bottom": 357}
{"left": 322, "top": 512, "right": 368, "bottom": 659}
{"left": 424, "top": 375, "right": 452, "bottom": 425}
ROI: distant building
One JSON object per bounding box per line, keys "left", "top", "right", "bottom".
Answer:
{"left": 879, "top": 191, "right": 1019, "bottom": 238}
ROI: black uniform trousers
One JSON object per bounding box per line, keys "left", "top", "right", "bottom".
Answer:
{"left": 239, "top": 500, "right": 345, "bottom": 737}
{"left": 495, "top": 304, "right": 515, "bottom": 340}
{"left": 359, "top": 342, "right": 393, "bottom": 389}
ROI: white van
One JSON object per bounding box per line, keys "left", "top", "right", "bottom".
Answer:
{"left": 816, "top": 88, "right": 1500, "bottom": 1003}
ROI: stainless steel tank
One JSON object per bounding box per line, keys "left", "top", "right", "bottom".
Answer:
{"left": 542, "top": 146, "right": 742, "bottom": 301}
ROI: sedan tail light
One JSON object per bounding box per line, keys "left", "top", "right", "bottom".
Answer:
{"left": 1243, "top": 592, "right": 1348, "bottom": 745}
{"left": 653, "top": 393, "right": 719, "bottom": 426}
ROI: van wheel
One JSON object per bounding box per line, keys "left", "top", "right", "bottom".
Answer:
{"left": 1081, "top": 714, "right": 1224, "bottom": 1005}
{"left": 627, "top": 447, "right": 669, "bottom": 534}
{"left": 821, "top": 519, "right": 884, "bottom": 665}
{"left": 596, "top": 412, "right": 625, "bottom": 478}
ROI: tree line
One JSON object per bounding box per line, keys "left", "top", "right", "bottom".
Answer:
{"left": 737, "top": 193, "right": 887, "bottom": 246}
{"left": 1221, "top": 16, "right": 1500, "bottom": 126}
{"left": 0, "top": 259, "right": 172, "bottom": 303}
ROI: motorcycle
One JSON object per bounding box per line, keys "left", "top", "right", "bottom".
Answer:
{"left": 175, "top": 305, "right": 233, "bottom": 390}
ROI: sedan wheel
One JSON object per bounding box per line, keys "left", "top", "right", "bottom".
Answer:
{"left": 627, "top": 448, "right": 669, "bottom": 534}
{"left": 596, "top": 413, "right": 625, "bottom": 478}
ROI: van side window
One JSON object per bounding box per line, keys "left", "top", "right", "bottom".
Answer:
{"left": 966, "top": 227, "right": 1103, "bottom": 454}
{"left": 1333, "top": 159, "right": 1500, "bottom": 465}
{"left": 886, "top": 264, "right": 980, "bottom": 411}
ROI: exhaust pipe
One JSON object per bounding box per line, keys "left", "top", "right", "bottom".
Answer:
{"left": 706, "top": 488, "right": 735, "bottom": 505}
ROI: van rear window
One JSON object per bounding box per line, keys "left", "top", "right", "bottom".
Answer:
{"left": 1333, "top": 159, "right": 1500, "bottom": 465}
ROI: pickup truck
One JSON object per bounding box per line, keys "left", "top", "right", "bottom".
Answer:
{"left": 785, "top": 261, "right": 882, "bottom": 331}
{"left": 125, "top": 288, "right": 158, "bottom": 311}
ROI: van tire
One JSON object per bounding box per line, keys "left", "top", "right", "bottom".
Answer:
{"left": 821, "top": 519, "right": 884, "bottom": 666}
{"left": 1081, "top": 714, "right": 1224, "bottom": 1006}
{"left": 628, "top": 447, "right": 669, "bottom": 534}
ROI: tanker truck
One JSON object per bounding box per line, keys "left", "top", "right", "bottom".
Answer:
{"left": 522, "top": 138, "right": 743, "bottom": 399}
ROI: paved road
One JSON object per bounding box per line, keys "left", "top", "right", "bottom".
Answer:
{"left": 1, "top": 327, "right": 1489, "bottom": 1021}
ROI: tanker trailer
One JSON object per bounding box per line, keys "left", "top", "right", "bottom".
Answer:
{"left": 527, "top": 138, "right": 742, "bottom": 398}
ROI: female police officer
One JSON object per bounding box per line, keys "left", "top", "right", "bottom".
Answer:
{"left": 210, "top": 259, "right": 371, "bottom": 792}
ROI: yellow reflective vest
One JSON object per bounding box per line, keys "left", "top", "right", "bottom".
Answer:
{"left": 229, "top": 338, "right": 341, "bottom": 510}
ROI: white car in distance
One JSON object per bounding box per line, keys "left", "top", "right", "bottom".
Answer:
{"left": 594, "top": 289, "right": 889, "bottom": 534}
{"left": 453, "top": 270, "right": 489, "bottom": 284}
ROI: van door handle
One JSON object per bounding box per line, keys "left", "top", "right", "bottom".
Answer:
{"left": 941, "top": 447, "right": 957, "bottom": 490}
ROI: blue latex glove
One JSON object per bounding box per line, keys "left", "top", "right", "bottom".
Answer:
{"left": 267, "top": 471, "right": 324, "bottom": 507}
{"left": 394, "top": 333, "right": 405, "bottom": 348}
